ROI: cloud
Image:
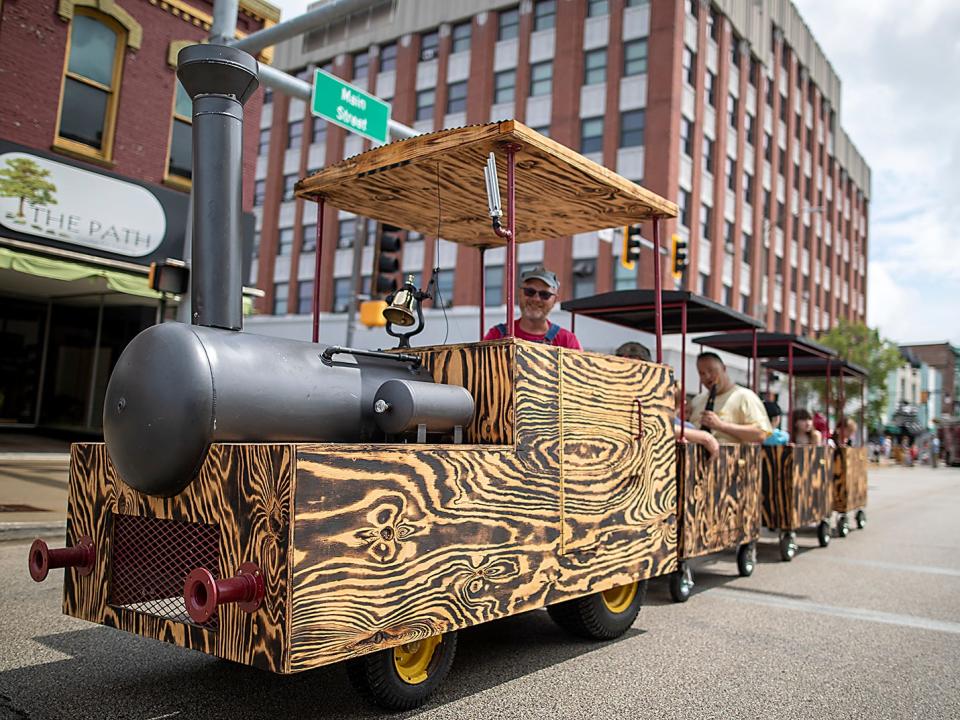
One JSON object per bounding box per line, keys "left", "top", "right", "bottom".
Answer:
{"left": 795, "top": 0, "right": 960, "bottom": 343}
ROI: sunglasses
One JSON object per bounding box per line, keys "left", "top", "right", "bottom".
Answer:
{"left": 521, "top": 287, "right": 556, "bottom": 301}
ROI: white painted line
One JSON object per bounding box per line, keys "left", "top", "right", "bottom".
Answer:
{"left": 145, "top": 713, "right": 181, "bottom": 720}
{"left": 820, "top": 557, "right": 960, "bottom": 578}
{"left": 709, "top": 587, "right": 960, "bottom": 635}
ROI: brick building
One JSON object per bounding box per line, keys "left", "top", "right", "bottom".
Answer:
{"left": 250, "top": 0, "right": 870, "bottom": 344}
{"left": 0, "top": 0, "right": 278, "bottom": 432}
{"left": 900, "top": 343, "right": 960, "bottom": 416}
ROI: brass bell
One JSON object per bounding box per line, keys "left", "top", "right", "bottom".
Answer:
{"left": 383, "top": 276, "right": 418, "bottom": 327}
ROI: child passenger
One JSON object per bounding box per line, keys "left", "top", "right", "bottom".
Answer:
{"left": 763, "top": 400, "right": 791, "bottom": 446}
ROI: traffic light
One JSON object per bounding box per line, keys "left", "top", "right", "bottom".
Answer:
{"left": 671, "top": 234, "right": 689, "bottom": 280}
{"left": 371, "top": 224, "right": 404, "bottom": 297}
{"left": 620, "top": 224, "right": 642, "bottom": 270}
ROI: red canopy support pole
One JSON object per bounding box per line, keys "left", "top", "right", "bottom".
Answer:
{"left": 505, "top": 145, "right": 518, "bottom": 337}
{"left": 860, "top": 377, "right": 866, "bottom": 446}
{"left": 752, "top": 327, "right": 759, "bottom": 393}
{"left": 826, "top": 360, "right": 832, "bottom": 434}
{"left": 839, "top": 372, "right": 847, "bottom": 435}
{"left": 680, "top": 301, "right": 687, "bottom": 441}
{"left": 312, "top": 198, "right": 325, "bottom": 344}
{"left": 788, "top": 343, "right": 794, "bottom": 430}
{"left": 478, "top": 246, "right": 486, "bottom": 340}
{"left": 652, "top": 217, "right": 663, "bottom": 363}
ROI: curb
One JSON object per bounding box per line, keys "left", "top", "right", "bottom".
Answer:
{"left": 0, "top": 521, "right": 67, "bottom": 541}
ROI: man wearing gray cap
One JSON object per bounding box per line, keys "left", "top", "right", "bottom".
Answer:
{"left": 483, "top": 266, "right": 582, "bottom": 349}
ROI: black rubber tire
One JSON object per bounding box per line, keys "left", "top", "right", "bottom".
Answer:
{"left": 547, "top": 580, "right": 647, "bottom": 640}
{"left": 779, "top": 531, "right": 797, "bottom": 561}
{"left": 817, "top": 520, "right": 831, "bottom": 547}
{"left": 737, "top": 541, "right": 757, "bottom": 577}
{"left": 856, "top": 509, "right": 867, "bottom": 529}
{"left": 346, "top": 632, "right": 457, "bottom": 712}
{"left": 668, "top": 564, "right": 694, "bottom": 603}
{"left": 837, "top": 514, "right": 850, "bottom": 538}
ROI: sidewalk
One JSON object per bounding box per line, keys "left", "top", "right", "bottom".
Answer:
{"left": 0, "top": 433, "right": 71, "bottom": 540}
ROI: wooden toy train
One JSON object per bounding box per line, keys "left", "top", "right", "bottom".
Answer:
{"left": 27, "top": 45, "right": 868, "bottom": 712}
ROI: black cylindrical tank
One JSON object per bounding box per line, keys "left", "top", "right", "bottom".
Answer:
{"left": 373, "top": 379, "right": 475, "bottom": 435}
{"left": 103, "top": 323, "right": 432, "bottom": 497}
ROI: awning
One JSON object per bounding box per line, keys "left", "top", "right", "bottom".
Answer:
{"left": 0, "top": 246, "right": 160, "bottom": 300}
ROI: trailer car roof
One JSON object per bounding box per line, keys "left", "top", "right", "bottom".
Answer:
{"left": 763, "top": 356, "right": 868, "bottom": 379}
{"left": 693, "top": 331, "right": 837, "bottom": 360}
{"left": 560, "top": 290, "right": 764, "bottom": 334}
{"left": 295, "top": 121, "right": 677, "bottom": 247}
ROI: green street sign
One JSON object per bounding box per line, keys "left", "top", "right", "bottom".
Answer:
{"left": 311, "top": 68, "right": 391, "bottom": 145}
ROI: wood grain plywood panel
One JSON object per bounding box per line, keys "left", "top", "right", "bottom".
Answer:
{"left": 833, "top": 446, "right": 868, "bottom": 512}
{"left": 295, "top": 121, "right": 677, "bottom": 246}
{"left": 555, "top": 352, "right": 677, "bottom": 593}
{"left": 63, "top": 443, "right": 293, "bottom": 673}
{"left": 762, "top": 445, "right": 831, "bottom": 530}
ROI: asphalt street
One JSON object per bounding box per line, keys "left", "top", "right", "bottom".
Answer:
{"left": 1, "top": 465, "right": 958, "bottom": 720}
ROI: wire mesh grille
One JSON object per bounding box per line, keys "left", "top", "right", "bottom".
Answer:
{"left": 110, "top": 513, "right": 220, "bottom": 630}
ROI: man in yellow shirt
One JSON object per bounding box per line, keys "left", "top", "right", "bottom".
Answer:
{"left": 687, "top": 352, "right": 772, "bottom": 444}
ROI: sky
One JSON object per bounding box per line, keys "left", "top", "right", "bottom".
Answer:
{"left": 265, "top": 0, "right": 960, "bottom": 345}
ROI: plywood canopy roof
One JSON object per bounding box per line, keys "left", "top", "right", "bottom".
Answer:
{"left": 295, "top": 121, "right": 677, "bottom": 247}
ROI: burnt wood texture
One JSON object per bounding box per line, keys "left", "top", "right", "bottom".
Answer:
{"left": 63, "top": 339, "right": 676, "bottom": 674}
{"left": 63, "top": 443, "right": 293, "bottom": 672}
{"left": 761, "top": 445, "right": 832, "bottom": 530}
{"left": 295, "top": 121, "right": 677, "bottom": 246}
{"left": 833, "top": 446, "right": 868, "bottom": 512}
{"left": 676, "top": 442, "right": 761, "bottom": 560}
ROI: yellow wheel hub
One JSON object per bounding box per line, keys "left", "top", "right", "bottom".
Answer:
{"left": 393, "top": 635, "right": 442, "bottom": 685}
{"left": 601, "top": 582, "right": 638, "bottom": 614}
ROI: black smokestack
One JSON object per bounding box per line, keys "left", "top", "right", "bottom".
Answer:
{"left": 176, "top": 44, "right": 259, "bottom": 330}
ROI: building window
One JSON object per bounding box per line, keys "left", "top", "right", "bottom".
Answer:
{"left": 263, "top": 87, "right": 273, "bottom": 104}
{"left": 420, "top": 30, "right": 439, "bottom": 61}
{"left": 726, "top": 156, "right": 736, "bottom": 191}
{"left": 533, "top": 0, "right": 556, "bottom": 30}
{"left": 581, "top": 117, "right": 604, "bottom": 154}
{"left": 742, "top": 232, "right": 752, "bottom": 264}
{"left": 743, "top": 171, "right": 754, "bottom": 198}
{"left": 745, "top": 113, "right": 756, "bottom": 145}
{"left": 700, "top": 204, "right": 712, "bottom": 240}
{"left": 531, "top": 125, "right": 550, "bottom": 137}
{"left": 626, "top": 0, "right": 649, "bottom": 6}
{"left": 416, "top": 88, "right": 435, "bottom": 121}
{"left": 529, "top": 61, "right": 553, "bottom": 97}
{"left": 283, "top": 174, "right": 297, "bottom": 202}
{"left": 447, "top": 81, "right": 467, "bottom": 113}
{"left": 498, "top": 7, "right": 520, "bottom": 41}
{"left": 624, "top": 39, "right": 648, "bottom": 76}
{"left": 338, "top": 218, "right": 356, "bottom": 248}
{"left": 678, "top": 189, "right": 691, "bottom": 228}
{"left": 494, "top": 70, "right": 516, "bottom": 104}
{"left": 273, "top": 282, "right": 288, "bottom": 315}
{"left": 709, "top": 7, "right": 721, "bottom": 42}
{"left": 287, "top": 120, "right": 303, "bottom": 150}
{"left": 254, "top": 179, "right": 266, "bottom": 206}
{"left": 680, "top": 117, "right": 693, "bottom": 157}
{"left": 724, "top": 220, "right": 735, "bottom": 248}
{"left": 452, "top": 21, "right": 472, "bottom": 53}
{"left": 56, "top": 10, "right": 126, "bottom": 160}
{"left": 763, "top": 132, "right": 773, "bottom": 162}
{"left": 699, "top": 272, "right": 710, "bottom": 295}
{"left": 433, "top": 269, "right": 455, "bottom": 308}
{"left": 620, "top": 109, "right": 644, "bottom": 147}
{"left": 728, "top": 95, "right": 738, "bottom": 127}
{"left": 573, "top": 261, "right": 596, "bottom": 298}
{"left": 584, "top": 49, "right": 607, "bottom": 85}
{"left": 312, "top": 119, "right": 326, "bottom": 145}
{"left": 301, "top": 224, "right": 317, "bottom": 253}
{"left": 297, "top": 281, "right": 314, "bottom": 314}
{"left": 278, "top": 227, "right": 294, "bottom": 256}
{"left": 485, "top": 266, "right": 504, "bottom": 306}
{"left": 704, "top": 71, "right": 716, "bottom": 107}
{"left": 587, "top": 0, "right": 609, "bottom": 18}
{"left": 683, "top": 47, "right": 697, "bottom": 86}
{"left": 702, "top": 137, "right": 715, "bottom": 174}
{"left": 166, "top": 80, "right": 192, "bottom": 182}
{"left": 353, "top": 51, "right": 369, "bottom": 79}
{"left": 258, "top": 127, "right": 270, "bottom": 156}
{"left": 380, "top": 42, "right": 397, "bottom": 72}
{"left": 332, "top": 278, "right": 352, "bottom": 312}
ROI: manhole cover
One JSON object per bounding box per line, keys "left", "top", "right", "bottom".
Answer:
{"left": 0, "top": 504, "right": 51, "bottom": 512}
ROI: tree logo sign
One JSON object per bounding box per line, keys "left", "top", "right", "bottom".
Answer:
{"left": 0, "top": 151, "right": 165, "bottom": 257}
{"left": 0, "top": 157, "right": 58, "bottom": 223}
